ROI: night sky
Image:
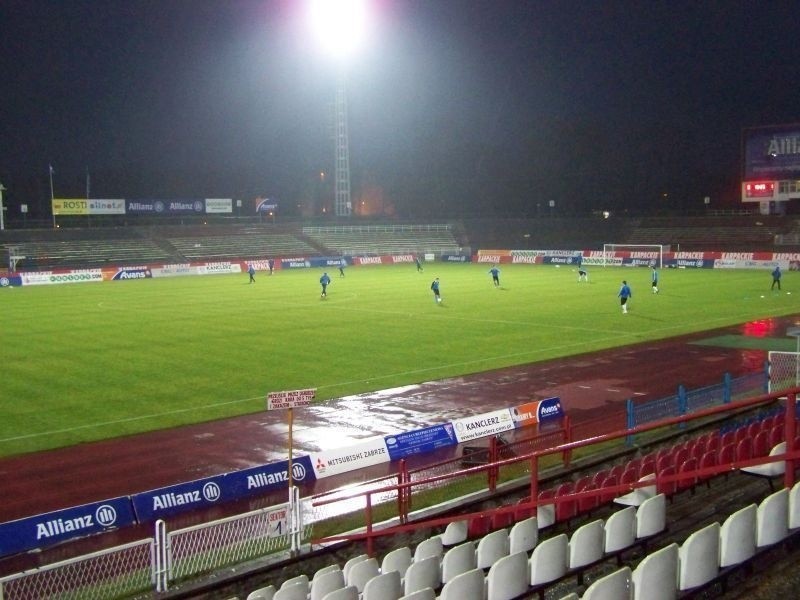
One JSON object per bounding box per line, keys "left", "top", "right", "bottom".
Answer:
{"left": 1, "top": 0, "right": 799, "bottom": 220}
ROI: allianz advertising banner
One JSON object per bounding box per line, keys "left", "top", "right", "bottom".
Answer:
{"left": 225, "top": 456, "right": 315, "bottom": 497}
{"left": 744, "top": 125, "right": 800, "bottom": 180}
{"left": 125, "top": 199, "right": 206, "bottom": 215}
{"left": 0, "top": 496, "right": 136, "bottom": 558}
{"left": 131, "top": 475, "right": 226, "bottom": 522}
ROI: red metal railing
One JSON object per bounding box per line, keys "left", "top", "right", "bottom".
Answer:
{"left": 311, "top": 388, "right": 797, "bottom": 556}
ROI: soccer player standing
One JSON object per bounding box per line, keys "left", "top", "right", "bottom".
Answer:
{"left": 320, "top": 272, "right": 331, "bottom": 298}
{"left": 651, "top": 266, "right": 659, "bottom": 294}
{"left": 772, "top": 266, "right": 782, "bottom": 290}
{"left": 489, "top": 265, "right": 500, "bottom": 287}
{"left": 618, "top": 280, "right": 632, "bottom": 314}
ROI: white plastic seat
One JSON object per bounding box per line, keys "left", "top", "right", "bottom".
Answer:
{"left": 438, "top": 567, "right": 485, "bottom": 600}
{"left": 403, "top": 555, "right": 441, "bottom": 596}
{"left": 613, "top": 474, "right": 656, "bottom": 507}
{"left": 362, "top": 570, "right": 402, "bottom": 600}
{"left": 581, "top": 566, "right": 632, "bottom": 600}
{"left": 441, "top": 541, "right": 476, "bottom": 584}
{"left": 273, "top": 584, "right": 308, "bottom": 600}
{"left": 441, "top": 520, "right": 469, "bottom": 546}
{"left": 486, "top": 551, "right": 529, "bottom": 600}
{"left": 346, "top": 556, "right": 379, "bottom": 593}
{"left": 476, "top": 528, "right": 509, "bottom": 570}
{"left": 280, "top": 573, "right": 309, "bottom": 592}
{"left": 537, "top": 499, "right": 556, "bottom": 529}
{"left": 413, "top": 536, "right": 444, "bottom": 563}
{"left": 568, "top": 519, "right": 604, "bottom": 570}
{"left": 398, "top": 587, "right": 436, "bottom": 600}
{"left": 310, "top": 568, "right": 345, "bottom": 600}
{"left": 741, "top": 441, "right": 786, "bottom": 477}
{"left": 321, "top": 585, "right": 358, "bottom": 600}
{"left": 312, "top": 564, "right": 341, "bottom": 586}
{"left": 604, "top": 506, "right": 636, "bottom": 554}
{"left": 756, "top": 487, "right": 789, "bottom": 547}
{"left": 381, "top": 546, "right": 412, "bottom": 579}
{"left": 246, "top": 585, "right": 276, "bottom": 600}
{"left": 342, "top": 554, "right": 368, "bottom": 583}
{"left": 635, "top": 493, "right": 666, "bottom": 539}
{"left": 719, "top": 503, "right": 756, "bottom": 567}
{"left": 631, "top": 542, "right": 678, "bottom": 600}
{"left": 678, "top": 522, "right": 720, "bottom": 591}
{"left": 790, "top": 480, "right": 800, "bottom": 529}
{"left": 529, "top": 533, "right": 568, "bottom": 586}
{"left": 509, "top": 516, "right": 538, "bottom": 554}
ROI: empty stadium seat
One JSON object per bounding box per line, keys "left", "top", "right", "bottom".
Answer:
{"left": 381, "top": 546, "right": 412, "bottom": 579}
{"left": 438, "top": 568, "right": 484, "bottom": 600}
{"left": 529, "top": 533, "right": 568, "bottom": 587}
{"left": 509, "top": 515, "right": 538, "bottom": 554}
{"left": 635, "top": 493, "right": 667, "bottom": 539}
{"left": 678, "top": 522, "right": 720, "bottom": 591}
{"left": 403, "top": 556, "right": 441, "bottom": 596}
{"left": 631, "top": 543, "right": 678, "bottom": 600}
{"left": 756, "top": 488, "right": 789, "bottom": 547}
{"left": 441, "top": 541, "right": 476, "bottom": 585}
{"left": 486, "top": 551, "right": 529, "bottom": 600}
{"left": 476, "top": 527, "right": 510, "bottom": 570}
{"left": 604, "top": 506, "right": 636, "bottom": 555}
{"left": 362, "top": 570, "right": 402, "bottom": 600}
{"left": 581, "top": 566, "right": 632, "bottom": 600}
{"left": 719, "top": 503, "right": 757, "bottom": 568}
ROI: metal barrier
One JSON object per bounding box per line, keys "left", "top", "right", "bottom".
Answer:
{"left": 0, "top": 539, "right": 154, "bottom": 600}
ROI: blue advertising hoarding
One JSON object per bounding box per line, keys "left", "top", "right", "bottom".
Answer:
{"left": 225, "top": 456, "right": 315, "bottom": 498}
{"left": 384, "top": 424, "right": 458, "bottom": 461}
{"left": 125, "top": 199, "right": 206, "bottom": 215}
{"left": 744, "top": 125, "right": 800, "bottom": 181}
{"left": 0, "top": 496, "right": 136, "bottom": 557}
{"left": 131, "top": 475, "right": 227, "bottom": 523}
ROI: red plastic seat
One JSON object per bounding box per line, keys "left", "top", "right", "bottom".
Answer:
{"left": 678, "top": 457, "right": 698, "bottom": 493}
{"left": 769, "top": 425, "right": 784, "bottom": 449}
{"left": 491, "top": 509, "right": 514, "bottom": 530}
{"left": 554, "top": 482, "right": 577, "bottom": 522}
{"left": 577, "top": 482, "right": 600, "bottom": 513}
{"left": 514, "top": 496, "right": 533, "bottom": 520}
{"left": 657, "top": 466, "right": 677, "bottom": 497}
{"left": 705, "top": 432, "right": 720, "bottom": 455}
{"left": 720, "top": 431, "right": 736, "bottom": 448}
{"left": 656, "top": 454, "right": 673, "bottom": 474}
{"left": 698, "top": 451, "right": 717, "bottom": 487}
{"left": 736, "top": 438, "right": 753, "bottom": 462}
{"left": 747, "top": 421, "right": 762, "bottom": 439}
{"left": 718, "top": 442, "right": 736, "bottom": 465}
{"left": 673, "top": 448, "right": 689, "bottom": 469}
{"left": 468, "top": 514, "right": 491, "bottom": 538}
{"left": 753, "top": 430, "right": 770, "bottom": 457}
{"left": 735, "top": 427, "right": 748, "bottom": 444}
{"left": 640, "top": 459, "right": 656, "bottom": 478}
{"left": 600, "top": 475, "right": 618, "bottom": 503}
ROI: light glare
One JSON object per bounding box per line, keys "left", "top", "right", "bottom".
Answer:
{"left": 309, "top": 0, "right": 369, "bottom": 61}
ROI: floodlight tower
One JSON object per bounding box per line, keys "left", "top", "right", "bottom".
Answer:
{"left": 309, "top": 0, "right": 370, "bottom": 218}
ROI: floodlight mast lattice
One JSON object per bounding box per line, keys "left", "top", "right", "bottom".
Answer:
{"left": 309, "top": 0, "right": 369, "bottom": 218}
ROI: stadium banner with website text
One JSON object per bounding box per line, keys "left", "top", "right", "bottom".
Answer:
{"left": 255, "top": 198, "right": 278, "bottom": 214}
{"left": 19, "top": 269, "right": 103, "bottom": 286}
{"left": 384, "top": 424, "right": 458, "bottom": 461}
{"left": 452, "top": 409, "right": 515, "bottom": 443}
{"left": 52, "top": 199, "right": 127, "bottom": 215}
{"left": 511, "top": 397, "right": 564, "bottom": 427}
{"left": 131, "top": 475, "right": 227, "bottom": 523}
{"left": 310, "top": 437, "right": 390, "bottom": 479}
{"left": 0, "top": 496, "right": 136, "bottom": 558}
{"left": 225, "top": 456, "right": 315, "bottom": 497}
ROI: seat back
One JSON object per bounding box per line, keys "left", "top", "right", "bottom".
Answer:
{"left": 529, "top": 533, "right": 568, "bottom": 586}
{"left": 719, "top": 503, "right": 756, "bottom": 568}
{"left": 381, "top": 546, "right": 412, "bottom": 579}
{"left": 756, "top": 488, "right": 789, "bottom": 547}
{"left": 441, "top": 541, "right": 476, "bottom": 584}
{"left": 476, "top": 528, "right": 509, "bottom": 570}
{"left": 413, "top": 536, "right": 444, "bottom": 563}
{"left": 604, "top": 506, "right": 636, "bottom": 554}
{"left": 342, "top": 554, "right": 367, "bottom": 582}
{"left": 404, "top": 556, "right": 441, "bottom": 596}
{"left": 568, "top": 519, "right": 604, "bottom": 569}
{"left": 320, "top": 585, "right": 358, "bottom": 600}
{"left": 581, "top": 566, "right": 633, "bottom": 600}
{"left": 439, "top": 568, "right": 485, "bottom": 600}
{"left": 509, "top": 516, "right": 538, "bottom": 554}
{"left": 362, "top": 570, "right": 402, "bottom": 600}
{"left": 636, "top": 493, "right": 666, "bottom": 539}
{"left": 442, "top": 520, "right": 469, "bottom": 546}
{"left": 397, "top": 588, "right": 436, "bottom": 600}
{"left": 631, "top": 543, "right": 678, "bottom": 600}
{"left": 311, "top": 569, "right": 345, "bottom": 600}
{"left": 246, "top": 585, "right": 276, "bottom": 600}
{"left": 486, "top": 551, "right": 528, "bottom": 600}
{"left": 678, "top": 522, "right": 720, "bottom": 591}
{"left": 789, "top": 480, "right": 800, "bottom": 529}
{"left": 346, "top": 557, "right": 379, "bottom": 593}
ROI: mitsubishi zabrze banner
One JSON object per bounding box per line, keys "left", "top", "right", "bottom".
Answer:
{"left": 452, "top": 409, "right": 515, "bottom": 443}
{"left": 310, "top": 437, "right": 390, "bottom": 479}
{"left": 0, "top": 496, "right": 136, "bottom": 558}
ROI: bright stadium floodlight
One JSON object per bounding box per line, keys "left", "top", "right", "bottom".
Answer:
{"left": 308, "top": 0, "right": 372, "bottom": 217}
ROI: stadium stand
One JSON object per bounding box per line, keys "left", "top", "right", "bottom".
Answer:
{"left": 302, "top": 224, "right": 462, "bottom": 256}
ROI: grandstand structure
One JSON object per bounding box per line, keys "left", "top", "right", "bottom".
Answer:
{"left": 1, "top": 215, "right": 798, "bottom": 271}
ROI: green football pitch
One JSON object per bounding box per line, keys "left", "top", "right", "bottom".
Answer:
{"left": 1, "top": 263, "right": 797, "bottom": 458}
